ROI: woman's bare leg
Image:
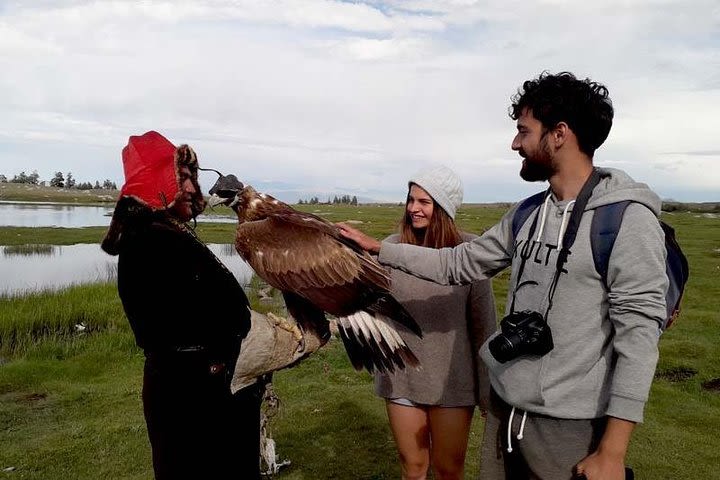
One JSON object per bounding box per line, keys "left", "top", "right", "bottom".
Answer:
{"left": 386, "top": 401, "right": 431, "bottom": 480}
{"left": 428, "top": 406, "right": 474, "bottom": 480}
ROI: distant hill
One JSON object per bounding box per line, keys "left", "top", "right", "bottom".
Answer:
{"left": 0, "top": 182, "right": 118, "bottom": 204}
{"left": 662, "top": 201, "right": 720, "bottom": 213}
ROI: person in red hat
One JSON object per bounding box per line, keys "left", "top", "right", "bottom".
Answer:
{"left": 102, "top": 131, "right": 263, "bottom": 479}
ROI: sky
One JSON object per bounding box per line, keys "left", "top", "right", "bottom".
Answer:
{"left": 1, "top": 0, "right": 718, "bottom": 204}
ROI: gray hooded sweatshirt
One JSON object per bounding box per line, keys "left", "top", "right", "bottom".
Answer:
{"left": 378, "top": 167, "right": 667, "bottom": 423}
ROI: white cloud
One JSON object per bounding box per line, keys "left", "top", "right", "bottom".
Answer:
{"left": 0, "top": 0, "right": 718, "bottom": 202}
{"left": 324, "top": 36, "right": 432, "bottom": 61}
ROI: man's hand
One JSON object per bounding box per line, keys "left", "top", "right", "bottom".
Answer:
{"left": 336, "top": 222, "right": 381, "bottom": 254}
{"left": 574, "top": 450, "right": 626, "bottom": 479}
{"left": 574, "top": 417, "right": 634, "bottom": 480}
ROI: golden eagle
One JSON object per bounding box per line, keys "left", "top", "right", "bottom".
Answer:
{"left": 207, "top": 173, "right": 421, "bottom": 373}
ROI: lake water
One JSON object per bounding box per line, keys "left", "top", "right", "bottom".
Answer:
{"left": 0, "top": 201, "right": 236, "bottom": 228}
{"left": 0, "top": 243, "right": 255, "bottom": 297}
{"left": 0, "top": 202, "right": 248, "bottom": 296}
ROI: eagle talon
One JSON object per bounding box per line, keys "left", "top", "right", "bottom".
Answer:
{"left": 295, "top": 323, "right": 306, "bottom": 353}
{"left": 266, "top": 313, "right": 305, "bottom": 352}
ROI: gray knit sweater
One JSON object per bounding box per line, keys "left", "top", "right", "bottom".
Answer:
{"left": 374, "top": 233, "right": 497, "bottom": 408}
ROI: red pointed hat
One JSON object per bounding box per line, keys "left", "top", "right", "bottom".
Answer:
{"left": 119, "top": 131, "right": 179, "bottom": 209}
{"left": 101, "top": 131, "right": 204, "bottom": 255}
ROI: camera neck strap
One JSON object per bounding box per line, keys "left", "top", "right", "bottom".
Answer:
{"left": 543, "top": 167, "right": 602, "bottom": 319}
{"left": 510, "top": 168, "right": 602, "bottom": 318}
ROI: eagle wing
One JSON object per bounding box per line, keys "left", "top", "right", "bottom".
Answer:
{"left": 235, "top": 215, "right": 389, "bottom": 314}
{"left": 234, "top": 213, "right": 421, "bottom": 373}
{"left": 272, "top": 209, "right": 374, "bottom": 256}
{"left": 266, "top": 210, "right": 392, "bottom": 289}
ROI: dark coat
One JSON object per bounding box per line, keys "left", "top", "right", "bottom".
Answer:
{"left": 116, "top": 209, "right": 250, "bottom": 363}
{"left": 114, "top": 208, "right": 262, "bottom": 479}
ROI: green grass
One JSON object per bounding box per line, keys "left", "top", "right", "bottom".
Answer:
{"left": 0, "top": 329, "right": 151, "bottom": 479}
{"left": 0, "top": 206, "right": 719, "bottom": 479}
{"left": 0, "top": 283, "right": 126, "bottom": 357}
{"left": 0, "top": 281, "right": 414, "bottom": 479}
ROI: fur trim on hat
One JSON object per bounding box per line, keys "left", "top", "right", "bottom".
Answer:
{"left": 174, "top": 144, "right": 206, "bottom": 218}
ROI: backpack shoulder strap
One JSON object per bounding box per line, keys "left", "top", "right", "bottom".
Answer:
{"left": 590, "top": 200, "right": 631, "bottom": 286}
{"left": 512, "top": 191, "right": 546, "bottom": 239}
{"left": 660, "top": 220, "right": 690, "bottom": 326}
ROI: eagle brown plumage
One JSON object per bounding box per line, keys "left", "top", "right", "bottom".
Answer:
{"left": 207, "top": 173, "right": 421, "bottom": 373}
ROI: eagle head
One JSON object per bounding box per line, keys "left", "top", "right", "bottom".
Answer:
{"left": 207, "top": 174, "right": 244, "bottom": 208}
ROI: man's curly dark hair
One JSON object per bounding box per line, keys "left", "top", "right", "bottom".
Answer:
{"left": 510, "top": 72, "right": 614, "bottom": 157}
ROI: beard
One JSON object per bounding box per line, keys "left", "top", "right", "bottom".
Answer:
{"left": 519, "top": 136, "right": 554, "bottom": 182}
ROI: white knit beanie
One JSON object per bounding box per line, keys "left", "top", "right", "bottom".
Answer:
{"left": 408, "top": 165, "right": 464, "bottom": 219}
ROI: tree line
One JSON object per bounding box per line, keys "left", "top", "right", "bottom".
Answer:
{"left": 0, "top": 171, "right": 117, "bottom": 190}
{"left": 298, "top": 194, "right": 358, "bottom": 205}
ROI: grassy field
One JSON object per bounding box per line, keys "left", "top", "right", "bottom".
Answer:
{"left": 0, "top": 204, "right": 718, "bottom": 479}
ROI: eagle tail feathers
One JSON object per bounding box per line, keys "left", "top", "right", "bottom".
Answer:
{"left": 346, "top": 312, "right": 396, "bottom": 373}
{"left": 337, "top": 325, "right": 375, "bottom": 372}
{"left": 336, "top": 311, "right": 420, "bottom": 374}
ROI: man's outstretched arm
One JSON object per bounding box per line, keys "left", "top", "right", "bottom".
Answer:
{"left": 337, "top": 220, "right": 513, "bottom": 285}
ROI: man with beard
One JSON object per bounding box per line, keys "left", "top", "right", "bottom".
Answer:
{"left": 338, "top": 72, "right": 667, "bottom": 480}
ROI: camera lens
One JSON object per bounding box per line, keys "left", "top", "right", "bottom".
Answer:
{"left": 489, "top": 334, "right": 517, "bottom": 364}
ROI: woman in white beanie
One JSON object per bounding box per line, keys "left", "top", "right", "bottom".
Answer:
{"left": 374, "top": 165, "right": 496, "bottom": 480}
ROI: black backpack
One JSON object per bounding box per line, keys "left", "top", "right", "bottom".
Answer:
{"left": 512, "top": 193, "right": 689, "bottom": 331}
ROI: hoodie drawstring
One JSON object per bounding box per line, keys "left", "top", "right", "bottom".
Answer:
{"left": 535, "top": 194, "right": 577, "bottom": 250}
{"left": 534, "top": 194, "right": 553, "bottom": 241}
{"left": 517, "top": 410, "right": 528, "bottom": 440}
{"left": 506, "top": 406, "right": 528, "bottom": 453}
{"left": 557, "top": 200, "right": 576, "bottom": 250}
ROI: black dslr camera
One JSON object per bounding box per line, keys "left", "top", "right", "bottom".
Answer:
{"left": 488, "top": 310, "right": 554, "bottom": 363}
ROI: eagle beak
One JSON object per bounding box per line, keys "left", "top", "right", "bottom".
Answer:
{"left": 207, "top": 192, "right": 242, "bottom": 209}
{"left": 207, "top": 173, "right": 244, "bottom": 209}
{"left": 208, "top": 193, "right": 229, "bottom": 208}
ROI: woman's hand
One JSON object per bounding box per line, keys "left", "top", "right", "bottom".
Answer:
{"left": 336, "top": 223, "right": 381, "bottom": 254}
